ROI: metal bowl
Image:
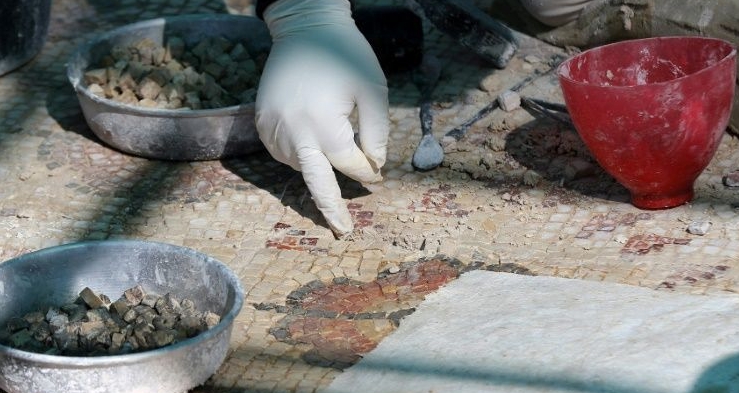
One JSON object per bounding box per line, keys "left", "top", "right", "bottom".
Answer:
{"left": 66, "top": 14, "right": 272, "bottom": 161}
{"left": 0, "top": 240, "right": 245, "bottom": 393}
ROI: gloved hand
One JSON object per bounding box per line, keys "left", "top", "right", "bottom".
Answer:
{"left": 255, "top": 0, "right": 390, "bottom": 238}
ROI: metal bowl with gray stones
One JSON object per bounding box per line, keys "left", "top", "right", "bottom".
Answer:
{"left": 0, "top": 240, "right": 244, "bottom": 393}
{"left": 66, "top": 14, "right": 272, "bottom": 161}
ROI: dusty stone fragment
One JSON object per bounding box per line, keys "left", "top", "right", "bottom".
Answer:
{"left": 190, "top": 40, "right": 210, "bottom": 62}
{"left": 134, "top": 305, "right": 158, "bottom": 325}
{"left": 152, "top": 46, "right": 167, "bottom": 66}
{"left": 10, "top": 329, "right": 34, "bottom": 347}
{"left": 123, "top": 285, "right": 146, "bottom": 306}
{"left": 23, "top": 311, "right": 45, "bottom": 324}
{"left": 152, "top": 329, "right": 176, "bottom": 347}
{"left": 155, "top": 293, "right": 181, "bottom": 315}
{"left": 165, "top": 98, "right": 184, "bottom": 110}
{"left": 178, "top": 315, "right": 204, "bottom": 337}
{"left": 161, "top": 83, "right": 185, "bottom": 102}
{"left": 79, "top": 320, "right": 106, "bottom": 339}
{"left": 86, "top": 307, "right": 114, "bottom": 325}
{"left": 166, "top": 36, "right": 186, "bottom": 59}
{"left": 84, "top": 68, "right": 108, "bottom": 85}
{"left": 133, "top": 321, "right": 155, "bottom": 348}
{"left": 53, "top": 324, "right": 80, "bottom": 352}
{"left": 180, "top": 298, "right": 196, "bottom": 317}
{"left": 2, "top": 286, "right": 220, "bottom": 356}
{"left": 110, "top": 299, "right": 129, "bottom": 318}
{"left": 153, "top": 314, "right": 177, "bottom": 330}
{"left": 118, "top": 89, "right": 139, "bottom": 105}
{"left": 110, "top": 45, "right": 129, "bottom": 61}
{"left": 136, "top": 77, "right": 162, "bottom": 100}
{"left": 204, "top": 62, "right": 225, "bottom": 78}
{"left": 385, "top": 263, "right": 401, "bottom": 274}
{"left": 201, "top": 75, "right": 224, "bottom": 100}
{"left": 46, "top": 309, "right": 69, "bottom": 334}
{"left": 92, "top": 330, "right": 112, "bottom": 349}
{"left": 147, "top": 68, "right": 171, "bottom": 86}
{"left": 524, "top": 55, "right": 541, "bottom": 64}
{"left": 122, "top": 308, "right": 138, "bottom": 323}
{"left": 497, "top": 90, "right": 520, "bottom": 112}
{"left": 106, "top": 65, "right": 123, "bottom": 83}
{"left": 687, "top": 221, "right": 711, "bottom": 236}
{"left": 184, "top": 91, "right": 202, "bottom": 109}
{"left": 7, "top": 316, "right": 30, "bottom": 332}
{"left": 181, "top": 66, "right": 201, "bottom": 86}
{"left": 723, "top": 170, "right": 739, "bottom": 187}
{"left": 202, "top": 311, "right": 221, "bottom": 329}
{"left": 29, "top": 321, "right": 51, "bottom": 342}
{"left": 141, "top": 293, "right": 159, "bottom": 308}
{"left": 117, "top": 72, "right": 137, "bottom": 91}
{"left": 229, "top": 43, "right": 248, "bottom": 61}
{"left": 88, "top": 83, "right": 105, "bottom": 97}
{"left": 110, "top": 332, "right": 126, "bottom": 351}
{"left": 138, "top": 98, "right": 158, "bottom": 108}
{"left": 127, "top": 335, "right": 140, "bottom": 351}
{"left": 134, "top": 38, "right": 158, "bottom": 65}
{"left": 87, "top": 35, "right": 263, "bottom": 110}
{"left": 67, "top": 304, "right": 88, "bottom": 323}
{"left": 79, "top": 287, "right": 107, "bottom": 309}
{"left": 127, "top": 60, "right": 151, "bottom": 81}
{"left": 165, "top": 58, "right": 184, "bottom": 73}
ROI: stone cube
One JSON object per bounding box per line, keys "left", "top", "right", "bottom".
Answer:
{"left": 497, "top": 90, "right": 521, "bottom": 112}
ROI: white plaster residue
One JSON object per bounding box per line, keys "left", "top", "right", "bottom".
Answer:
{"left": 325, "top": 272, "right": 739, "bottom": 393}
{"left": 698, "top": 8, "right": 714, "bottom": 30}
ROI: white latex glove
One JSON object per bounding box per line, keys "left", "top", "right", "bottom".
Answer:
{"left": 519, "top": 0, "right": 593, "bottom": 27}
{"left": 255, "top": 0, "right": 390, "bottom": 238}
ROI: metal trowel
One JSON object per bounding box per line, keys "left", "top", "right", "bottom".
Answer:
{"left": 411, "top": 55, "right": 443, "bottom": 171}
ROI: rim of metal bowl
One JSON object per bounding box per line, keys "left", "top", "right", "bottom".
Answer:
{"left": 0, "top": 239, "right": 245, "bottom": 368}
{"left": 66, "top": 14, "right": 266, "bottom": 118}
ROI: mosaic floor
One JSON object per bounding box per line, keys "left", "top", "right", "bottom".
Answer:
{"left": 2, "top": 0, "right": 739, "bottom": 392}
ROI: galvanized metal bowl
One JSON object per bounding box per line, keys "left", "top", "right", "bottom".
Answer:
{"left": 66, "top": 14, "right": 272, "bottom": 161}
{"left": 0, "top": 240, "right": 245, "bottom": 393}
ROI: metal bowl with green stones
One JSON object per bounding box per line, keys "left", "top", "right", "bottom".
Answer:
{"left": 66, "top": 14, "right": 272, "bottom": 161}
{"left": 0, "top": 240, "right": 244, "bottom": 393}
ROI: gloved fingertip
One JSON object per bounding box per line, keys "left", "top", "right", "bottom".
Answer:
{"left": 324, "top": 211, "right": 354, "bottom": 238}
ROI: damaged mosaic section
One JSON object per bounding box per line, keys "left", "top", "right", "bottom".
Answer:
{"left": 255, "top": 256, "right": 534, "bottom": 369}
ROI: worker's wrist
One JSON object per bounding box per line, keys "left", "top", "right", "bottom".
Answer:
{"left": 256, "top": 0, "right": 355, "bottom": 19}
{"left": 255, "top": 0, "right": 280, "bottom": 19}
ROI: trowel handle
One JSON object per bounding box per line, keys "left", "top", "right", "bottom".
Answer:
{"left": 420, "top": 101, "right": 434, "bottom": 136}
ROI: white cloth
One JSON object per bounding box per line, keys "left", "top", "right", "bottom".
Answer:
{"left": 520, "top": 0, "right": 593, "bottom": 26}
{"left": 255, "top": 0, "right": 390, "bottom": 236}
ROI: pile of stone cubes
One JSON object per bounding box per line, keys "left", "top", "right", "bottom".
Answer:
{"left": 0, "top": 285, "right": 221, "bottom": 356}
{"left": 83, "top": 35, "right": 262, "bottom": 110}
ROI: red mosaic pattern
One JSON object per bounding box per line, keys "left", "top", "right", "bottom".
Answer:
{"left": 621, "top": 233, "right": 691, "bottom": 255}
{"left": 265, "top": 204, "right": 375, "bottom": 251}
{"left": 299, "top": 258, "right": 460, "bottom": 314}
{"left": 284, "top": 317, "right": 379, "bottom": 367}
{"left": 267, "top": 257, "right": 465, "bottom": 369}
{"left": 658, "top": 264, "right": 730, "bottom": 289}
{"left": 348, "top": 202, "right": 374, "bottom": 229}
{"left": 265, "top": 222, "right": 323, "bottom": 253}
{"left": 409, "top": 184, "right": 469, "bottom": 217}
{"left": 575, "top": 212, "right": 652, "bottom": 239}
